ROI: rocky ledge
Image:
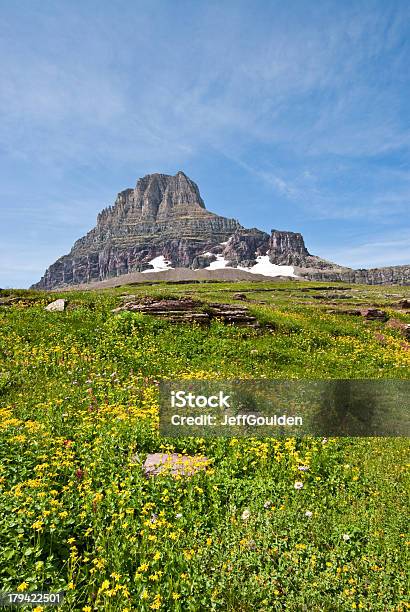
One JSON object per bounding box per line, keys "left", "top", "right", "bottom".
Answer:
{"left": 112, "top": 297, "right": 259, "bottom": 326}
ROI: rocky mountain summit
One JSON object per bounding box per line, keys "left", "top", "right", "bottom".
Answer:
{"left": 32, "top": 171, "right": 410, "bottom": 288}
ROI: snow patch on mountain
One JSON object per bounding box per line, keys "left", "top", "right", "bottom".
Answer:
{"left": 142, "top": 256, "right": 173, "bottom": 273}
{"left": 205, "top": 255, "right": 230, "bottom": 270}
{"left": 204, "top": 253, "right": 295, "bottom": 277}
{"left": 238, "top": 255, "right": 296, "bottom": 277}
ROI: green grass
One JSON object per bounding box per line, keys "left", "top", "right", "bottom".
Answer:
{"left": 0, "top": 282, "right": 409, "bottom": 611}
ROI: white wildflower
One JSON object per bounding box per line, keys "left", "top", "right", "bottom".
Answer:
{"left": 241, "top": 508, "right": 251, "bottom": 521}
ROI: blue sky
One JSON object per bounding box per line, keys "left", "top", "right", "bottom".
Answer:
{"left": 1, "top": 0, "right": 410, "bottom": 288}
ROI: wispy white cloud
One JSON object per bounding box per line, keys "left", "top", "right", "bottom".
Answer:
{"left": 1, "top": 2, "right": 408, "bottom": 166}
{"left": 325, "top": 234, "right": 410, "bottom": 269}
{"left": 1, "top": 1, "right": 409, "bottom": 285}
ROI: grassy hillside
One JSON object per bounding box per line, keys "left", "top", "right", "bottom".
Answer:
{"left": 0, "top": 282, "right": 409, "bottom": 611}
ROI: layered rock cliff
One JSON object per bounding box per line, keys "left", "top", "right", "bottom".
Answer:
{"left": 295, "top": 264, "right": 410, "bottom": 285}
{"left": 32, "top": 171, "right": 410, "bottom": 288}
{"left": 33, "top": 172, "right": 242, "bottom": 289}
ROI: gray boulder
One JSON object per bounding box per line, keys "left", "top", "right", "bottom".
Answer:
{"left": 45, "top": 299, "right": 66, "bottom": 312}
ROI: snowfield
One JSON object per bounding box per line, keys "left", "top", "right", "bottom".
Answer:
{"left": 205, "top": 254, "right": 296, "bottom": 277}
{"left": 205, "top": 255, "right": 230, "bottom": 270}
{"left": 238, "top": 255, "right": 296, "bottom": 278}
{"left": 143, "top": 253, "right": 295, "bottom": 278}
{"left": 142, "top": 256, "right": 173, "bottom": 273}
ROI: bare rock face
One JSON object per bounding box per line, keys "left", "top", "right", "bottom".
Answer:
{"left": 270, "top": 231, "right": 354, "bottom": 273}
{"left": 33, "top": 172, "right": 241, "bottom": 289}
{"left": 222, "top": 228, "right": 269, "bottom": 266}
{"left": 268, "top": 230, "right": 309, "bottom": 265}
{"left": 296, "top": 264, "right": 410, "bottom": 285}
{"left": 31, "top": 171, "right": 410, "bottom": 288}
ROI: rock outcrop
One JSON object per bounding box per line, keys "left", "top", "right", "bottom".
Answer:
{"left": 222, "top": 228, "right": 269, "bottom": 266}
{"left": 32, "top": 171, "right": 410, "bottom": 288}
{"left": 269, "top": 230, "right": 309, "bottom": 265}
{"left": 33, "top": 172, "right": 241, "bottom": 289}
{"left": 295, "top": 264, "right": 410, "bottom": 285}
{"left": 112, "top": 296, "right": 259, "bottom": 326}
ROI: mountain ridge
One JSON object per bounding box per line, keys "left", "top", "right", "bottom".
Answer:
{"left": 32, "top": 172, "right": 410, "bottom": 288}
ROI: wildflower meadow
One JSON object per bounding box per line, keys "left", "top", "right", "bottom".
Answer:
{"left": 0, "top": 281, "right": 409, "bottom": 611}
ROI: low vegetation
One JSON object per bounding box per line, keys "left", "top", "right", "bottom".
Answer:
{"left": 0, "top": 281, "right": 409, "bottom": 611}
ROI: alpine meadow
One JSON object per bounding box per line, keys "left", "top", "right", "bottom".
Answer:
{"left": 0, "top": 281, "right": 409, "bottom": 611}
{"left": 2, "top": 2, "right": 410, "bottom": 611}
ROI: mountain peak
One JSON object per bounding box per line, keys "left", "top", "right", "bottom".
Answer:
{"left": 32, "top": 171, "right": 243, "bottom": 288}
{"left": 128, "top": 171, "right": 206, "bottom": 219}
{"left": 31, "top": 172, "right": 410, "bottom": 289}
